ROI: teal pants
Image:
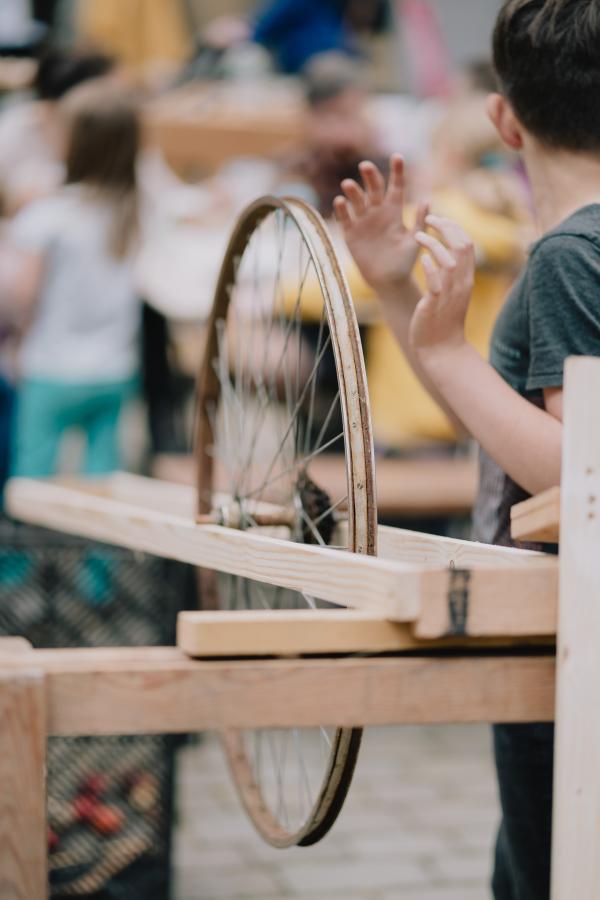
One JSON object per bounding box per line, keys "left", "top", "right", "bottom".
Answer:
{"left": 12, "top": 378, "right": 137, "bottom": 478}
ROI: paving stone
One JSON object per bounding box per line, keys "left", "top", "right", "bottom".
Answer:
{"left": 175, "top": 863, "right": 283, "bottom": 899}
{"left": 278, "top": 856, "right": 431, "bottom": 894}
{"left": 172, "top": 726, "right": 499, "bottom": 899}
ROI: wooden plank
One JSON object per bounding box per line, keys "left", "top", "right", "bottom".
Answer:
{"left": 511, "top": 487, "right": 560, "bottom": 543}
{"left": 551, "top": 358, "right": 600, "bottom": 898}
{"left": 64, "top": 472, "right": 541, "bottom": 566}
{"left": 375, "top": 523, "right": 544, "bottom": 566}
{"left": 415, "top": 561, "right": 558, "bottom": 638}
{"left": 3, "top": 646, "right": 555, "bottom": 734}
{"left": 0, "top": 666, "right": 47, "bottom": 900}
{"left": 5, "top": 477, "right": 422, "bottom": 620}
{"left": 0, "top": 637, "right": 34, "bottom": 657}
{"left": 176, "top": 609, "right": 553, "bottom": 657}
{"left": 5, "top": 477, "right": 559, "bottom": 634}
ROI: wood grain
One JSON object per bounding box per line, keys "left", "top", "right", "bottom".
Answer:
{"left": 3, "top": 647, "right": 556, "bottom": 734}
{"left": 415, "top": 561, "right": 558, "bottom": 638}
{"left": 5, "top": 478, "right": 419, "bottom": 619}
{"left": 6, "top": 477, "right": 560, "bottom": 635}
{"left": 511, "top": 487, "right": 560, "bottom": 543}
{"left": 0, "top": 666, "right": 47, "bottom": 900}
{"left": 177, "top": 609, "right": 554, "bottom": 657}
{"left": 551, "top": 359, "right": 600, "bottom": 898}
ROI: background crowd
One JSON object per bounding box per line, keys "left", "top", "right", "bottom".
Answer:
{"left": 0, "top": 0, "right": 529, "bottom": 501}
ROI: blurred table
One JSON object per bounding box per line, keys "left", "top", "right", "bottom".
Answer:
{"left": 145, "top": 80, "right": 306, "bottom": 179}
{"left": 152, "top": 453, "right": 478, "bottom": 520}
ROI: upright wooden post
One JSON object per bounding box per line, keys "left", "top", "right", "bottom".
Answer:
{"left": 0, "top": 641, "right": 47, "bottom": 900}
{"left": 551, "top": 357, "right": 600, "bottom": 898}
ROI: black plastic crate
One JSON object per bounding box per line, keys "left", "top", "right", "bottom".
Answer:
{"left": 0, "top": 517, "right": 194, "bottom": 900}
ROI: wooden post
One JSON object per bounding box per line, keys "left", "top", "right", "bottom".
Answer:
{"left": 551, "top": 358, "right": 600, "bottom": 897}
{"left": 0, "top": 641, "right": 47, "bottom": 900}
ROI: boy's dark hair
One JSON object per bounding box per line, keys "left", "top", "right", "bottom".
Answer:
{"left": 493, "top": 0, "right": 600, "bottom": 151}
{"left": 34, "top": 47, "right": 114, "bottom": 101}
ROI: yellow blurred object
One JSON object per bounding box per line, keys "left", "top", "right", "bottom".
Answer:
{"left": 78, "top": 0, "right": 191, "bottom": 70}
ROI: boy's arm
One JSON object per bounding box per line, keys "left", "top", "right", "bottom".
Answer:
{"left": 334, "top": 157, "right": 467, "bottom": 435}
{"left": 336, "top": 158, "right": 562, "bottom": 495}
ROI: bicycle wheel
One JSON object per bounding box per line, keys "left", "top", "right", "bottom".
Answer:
{"left": 194, "top": 196, "right": 377, "bottom": 847}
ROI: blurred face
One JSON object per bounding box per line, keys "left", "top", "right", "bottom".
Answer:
{"left": 307, "top": 88, "right": 371, "bottom": 154}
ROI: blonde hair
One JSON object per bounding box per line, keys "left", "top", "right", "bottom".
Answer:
{"left": 62, "top": 81, "right": 140, "bottom": 258}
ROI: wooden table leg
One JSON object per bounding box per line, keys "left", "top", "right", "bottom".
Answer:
{"left": 551, "top": 357, "right": 600, "bottom": 897}
{"left": 0, "top": 647, "right": 47, "bottom": 900}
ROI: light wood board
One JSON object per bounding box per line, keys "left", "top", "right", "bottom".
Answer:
{"left": 551, "top": 358, "right": 600, "bottom": 897}
{"left": 1, "top": 647, "right": 556, "bottom": 735}
{"left": 177, "top": 609, "right": 554, "bottom": 657}
{"left": 0, "top": 642, "right": 47, "bottom": 900}
{"left": 5, "top": 476, "right": 559, "bottom": 636}
{"left": 511, "top": 487, "right": 560, "bottom": 543}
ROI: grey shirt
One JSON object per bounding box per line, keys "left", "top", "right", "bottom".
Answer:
{"left": 473, "top": 204, "right": 600, "bottom": 546}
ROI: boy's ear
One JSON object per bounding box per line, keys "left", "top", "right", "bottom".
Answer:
{"left": 486, "top": 93, "right": 523, "bottom": 150}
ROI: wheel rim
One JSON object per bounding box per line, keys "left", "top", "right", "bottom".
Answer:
{"left": 195, "top": 196, "right": 377, "bottom": 847}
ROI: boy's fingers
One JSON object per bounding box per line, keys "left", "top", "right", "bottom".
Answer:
{"left": 386, "top": 154, "right": 405, "bottom": 207}
{"left": 425, "top": 215, "right": 473, "bottom": 254}
{"left": 422, "top": 253, "right": 443, "bottom": 295}
{"left": 359, "top": 160, "right": 385, "bottom": 204}
{"left": 413, "top": 201, "right": 430, "bottom": 235}
{"left": 333, "top": 196, "right": 354, "bottom": 229}
{"left": 415, "top": 231, "right": 456, "bottom": 270}
{"left": 341, "top": 179, "right": 368, "bottom": 215}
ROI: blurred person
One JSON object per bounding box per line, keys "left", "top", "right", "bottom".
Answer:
{"left": 201, "top": 0, "right": 387, "bottom": 76}
{"left": 0, "top": 46, "right": 114, "bottom": 215}
{"left": 281, "top": 52, "right": 387, "bottom": 216}
{"left": 5, "top": 82, "right": 141, "bottom": 477}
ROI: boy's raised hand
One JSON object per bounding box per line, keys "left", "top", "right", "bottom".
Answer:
{"left": 334, "top": 155, "right": 428, "bottom": 294}
{"left": 411, "top": 215, "right": 475, "bottom": 355}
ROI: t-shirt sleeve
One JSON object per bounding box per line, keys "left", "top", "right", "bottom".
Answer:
{"left": 526, "top": 234, "right": 600, "bottom": 391}
{"left": 9, "top": 201, "right": 54, "bottom": 254}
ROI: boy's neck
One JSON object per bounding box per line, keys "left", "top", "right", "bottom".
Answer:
{"left": 523, "top": 142, "right": 600, "bottom": 234}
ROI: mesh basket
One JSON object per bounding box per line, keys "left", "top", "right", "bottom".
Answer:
{"left": 0, "top": 517, "right": 194, "bottom": 900}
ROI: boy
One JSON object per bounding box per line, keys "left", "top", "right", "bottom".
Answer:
{"left": 334, "top": 1, "right": 600, "bottom": 898}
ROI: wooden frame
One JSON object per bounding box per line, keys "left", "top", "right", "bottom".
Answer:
{"left": 0, "top": 640, "right": 556, "bottom": 900}
{"left": 511, "top": 486, "right": 560, "bottom": 543}
{"left": 4, "top": 357, "right": 600, "bottom": 897}
{"left": 5, "top": 476, "right": 558, "bottom": 638}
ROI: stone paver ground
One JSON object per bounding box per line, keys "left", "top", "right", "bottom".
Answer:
{"left": 173, "top": 724, "right": 499, "bottom": 900}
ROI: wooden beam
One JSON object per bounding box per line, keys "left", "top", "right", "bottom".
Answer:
{"left": 176, "top": 609, "right": 554, "bottom": 657}
{"left": 511, "top": 487, "right": 560, "bottom": 543}
{"left": 375, "top": 523, "right": 545, "bottom": 566}
{"left": 5, "top": 477, "right": 559, "bottom": 635}
{"left": 3, "top": 647, "right": 555, "bottom": 734}
{"left": 5, "top": 477, "right": 421, "bottom": 620}
{"left": 0, "top": 657, "right": 47, "bottom": 900}
{"left": 415, "top": 562, "right": 558, "bottom": 638}
{"left": 58, "top": 472, "right": 544, "bottom": 566}
{"left": 551, "top": 358, "right": 600, "bottom": 898}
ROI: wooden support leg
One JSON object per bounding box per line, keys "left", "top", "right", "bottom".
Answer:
{"left": 551, "top": 358, "right": 600, "bottom": 898}
{"left": 0, "top": 641, "right": 47, "bottom": 900}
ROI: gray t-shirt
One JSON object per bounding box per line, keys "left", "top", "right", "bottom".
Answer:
{"left": 473, "top": 204, "right": 600, "bottom": 546}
